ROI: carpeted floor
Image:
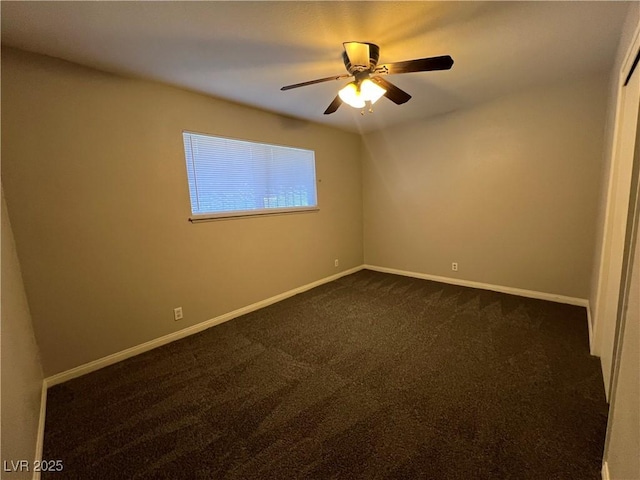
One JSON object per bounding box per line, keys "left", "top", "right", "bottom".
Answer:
{"left": 43, "top": 270, "right": 608, "bottom": 479}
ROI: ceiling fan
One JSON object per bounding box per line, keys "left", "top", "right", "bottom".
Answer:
{"left": 281, "top": 42, "right": 454, "bottom": 115}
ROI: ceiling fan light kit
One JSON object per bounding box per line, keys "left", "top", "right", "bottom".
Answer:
{"left": 281, "top": 41, "right": 454, "bottom": 115}
{"left": 338, "top": 78, "right": 386, "bottom": 109}
{"left": 338, "top": 82, "right": 365, "bottom": 109}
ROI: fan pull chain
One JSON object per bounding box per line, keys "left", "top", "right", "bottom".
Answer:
{"left": 361, "top": 100, "right": 374, "bottom": 115}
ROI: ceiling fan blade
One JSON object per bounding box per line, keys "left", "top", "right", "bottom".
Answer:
{"left": 375, "top": 55, "right": 454, "bottom": 75}
{"left": 324, "top": 95, "right": 342, "bottom": 115}
{"left": 371, "top": 76, "right": 411, "bottom": 105}
{"left": 281, "top": 73, "right": 352, "bottom": 91}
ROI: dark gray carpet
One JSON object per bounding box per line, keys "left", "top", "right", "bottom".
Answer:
{"left": 43, "top": 270, "right": 608, "bottom": 479}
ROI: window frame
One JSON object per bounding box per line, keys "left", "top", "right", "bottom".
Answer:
{"left": 182, "top": 130, "right": 319, "bottom": 222}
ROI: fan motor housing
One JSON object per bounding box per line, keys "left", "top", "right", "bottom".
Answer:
{"left": 343, "top": 42, "right": 380, "bottom": 74}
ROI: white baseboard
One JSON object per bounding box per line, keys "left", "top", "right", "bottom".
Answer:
{"left": 45, "top": 264, "right": 592, "bottom": 387}
{"left": 32, "top": 381, "right": 47, "bottom": 480}
{"left": 45, "top": 266, "right": 364, "bottom": 387}
{"left": 602, "top": 461, "right": 610, "bottom": 480}
{"left": 364, "top": 264, "right": 589, "bottom": 307}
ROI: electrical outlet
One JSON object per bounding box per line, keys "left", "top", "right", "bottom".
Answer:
{"left": 173, "top": 307, "right": 183, "bottom": 321}
{"left": 334, "top": 259, "right": 339, "bottom": 267}
{"left": 452, "top": 262, "right": 458, "bottom": 272}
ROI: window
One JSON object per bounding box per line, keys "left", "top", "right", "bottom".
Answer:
{"left": 182, "top": 131, "right": 318, "bottom": 221}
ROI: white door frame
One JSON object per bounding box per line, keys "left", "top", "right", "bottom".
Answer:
{"left": 592, "top": 22, "right": 640, "bottom": 400}
{"left": 602, "top": 78, "right": 640, "bottom": 479}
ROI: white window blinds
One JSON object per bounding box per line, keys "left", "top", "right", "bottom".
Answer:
{"left": 182, "top": 131, "right": 318, "bottom": 220}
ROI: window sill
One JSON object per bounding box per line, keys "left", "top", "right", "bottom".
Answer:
{"left": 189, "top": 207, "right": 320, "bottom": 223}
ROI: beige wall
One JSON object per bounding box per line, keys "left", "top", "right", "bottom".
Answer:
{"left": 1, "top": 48, "right": 363, "bottom": 376}
{"left": 362, "top": 75, "right": 608, "bottom": 299}
{"left": 1, "top": 188, "right": 44, "bottom": 479}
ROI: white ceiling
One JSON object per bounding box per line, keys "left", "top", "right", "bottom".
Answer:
{"left": 0, "top": 1, "right": 631, "bottom": 133}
